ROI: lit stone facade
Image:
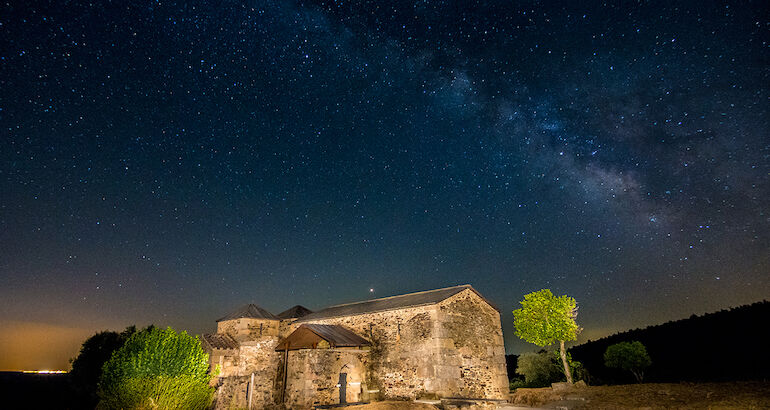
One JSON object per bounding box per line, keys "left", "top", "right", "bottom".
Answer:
{"left": 202, "top": 285, "right": 508, "bottom": 409}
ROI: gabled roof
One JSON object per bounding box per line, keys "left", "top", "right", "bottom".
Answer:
{"left": 297, "top": 284, "right": 496, "bottom": 322}
{"left": 201, "top": 333, "right": 239, "bottom": 350}
{"left": 275, "top": 324, "right": 370, "bottom": 351}
{"left": 216, "top": 303, "right": 278, "bottom": 322}
{"left": 276, "top": 305, "right": 313, "bottom": 319}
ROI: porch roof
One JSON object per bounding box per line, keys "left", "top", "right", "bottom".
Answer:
{"left": 275, "top": 324, "right": 370, "bottom": 351}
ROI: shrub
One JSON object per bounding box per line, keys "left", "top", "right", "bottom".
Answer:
{"left": 509, "top": 377, "right": 528, "bottom": 390}
{"left": 515, "top": 351, "right": 564, "bottom": 387}
{"left": 98, "top": 327, "right": 214, "bottom": 409}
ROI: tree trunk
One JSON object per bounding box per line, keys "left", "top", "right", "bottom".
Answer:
{"left": 559, "top": 340, "right": 573, "bottom": 384}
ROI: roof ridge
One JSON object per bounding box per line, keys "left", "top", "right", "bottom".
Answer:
{"left": 217, "top": 303, "right": 278, "bottom": 321}
{"left": 277, "top": 304, "right": 313, "bottom": 319}
{"left": 323, "top": 284, "right": 471, "bottom": 308}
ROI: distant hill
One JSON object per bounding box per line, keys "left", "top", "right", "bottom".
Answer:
{"left": 569, "top": 300, "right": 770, "bottom": 384}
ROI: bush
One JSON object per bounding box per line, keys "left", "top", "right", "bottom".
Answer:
{"left": 514, "top": 350, "right": 590, "bottom": 388}
{"left": 515, "top": 351, "right": 564, "bottom": 387}
{"left": 99, "top": 375, "right": 214, "bottom": 409}
{"left": 509, "top": 377, "right": 529, "bottom": 390}
{"left": 98, "top": 327, "right": 214, "bottom": 409}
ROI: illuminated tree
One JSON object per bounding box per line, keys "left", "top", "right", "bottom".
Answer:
{"left": 513, "top": 289, "right": 581, "bottom": 384}
{"left": 98, "top": 326, "right": 214, "bottom": 409}
{"left": 604, "top": 341, "right": 652, "bottom": 382}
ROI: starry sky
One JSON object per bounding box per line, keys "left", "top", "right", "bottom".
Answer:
{"left": 1, "top": 0, "right": 768, "bottom": 370}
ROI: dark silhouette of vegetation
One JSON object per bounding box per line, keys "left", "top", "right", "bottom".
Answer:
{"left": 603, "top": 341, "right": 651, "bottom": 382}
{"left": 570, "top": 300, "right": 770, "bottom": 384}
{"left": 515, "top": 350, "right": 565, "bottom": 387}
{"left": 98, "top": 326, "right": 214, "bottom": 409}
{"left": 506, "top": 354, "right": 519, "bottom": 380}
{"left": 69, "top": 326, "right": 140, "bottom": 408}
{"left": 507, "top": 349, "right": 590, "bottom": 389}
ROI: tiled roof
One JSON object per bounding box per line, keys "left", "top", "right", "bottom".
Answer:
{"left": 277, "top": 305, "right": 313, "bottom": 319}
{"left": 297, "top": 284, "right": 495, "bottom": 322}
{"left": 201, "top": 333, "right": 239, "bottom": 350}
{"left": 216, "top": 304, "right": 278, "bottom": 321}
{"left": 275, "top": 324, "right": 370, "bottom": 351}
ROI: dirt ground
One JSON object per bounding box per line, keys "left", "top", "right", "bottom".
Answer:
{"left": 341, "top": 382, "right": 770, "bottom": 409}
{"left": 345, "top": 402, "right": 439, "bottom": 410}
{"left": 510, "top": 381, "right": 770, "bottom": 409}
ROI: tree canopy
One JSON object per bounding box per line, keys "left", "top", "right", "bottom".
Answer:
{"left": 604, "top": 340, "right": 652, "bottom": 382}
{"left": 513, "top": 289, "right": 581, "bottom": 383}
{"left": 513, "top": 289, "right": 580, "bottom": 346}
{"left": 98, "top": 326, "right": 214, "bottom": 410}
{"left": 70, "top": 326, "right": 139, "bottom": 407}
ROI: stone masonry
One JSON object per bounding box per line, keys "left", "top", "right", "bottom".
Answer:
{"left": 201, "top": 285, "right": 508, "bottom": 409}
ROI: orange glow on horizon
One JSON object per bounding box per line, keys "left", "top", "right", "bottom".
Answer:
{"left": 0, "top": 321, "right": 97, "bottom": 371}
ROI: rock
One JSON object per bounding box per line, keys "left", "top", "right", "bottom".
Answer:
{"left": 574, "top": 380, "right": 587, "bottom": 389}
{"left": 551, "top": 382, "right": 572, "bottom": 391}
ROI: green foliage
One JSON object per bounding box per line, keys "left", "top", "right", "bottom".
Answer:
{"left": 98, "top": 327, "right": 214, "bottom": 410}
{"left": 70, "top": 326, "right": 139, "bottom": 406}
{"left": 515, "top": 351, "right": 564, "bottom": 386}
{"left": 512, "top": 349, "right": 590, "bottom": 388}
{"left": 512, "top": 289, "right": 580, "bottom": 347}
{"left": 603, "top": 340, "right": 652, "bottom": 382}
{"left": 508, "top": 377, "right": 530, "bottom": 390}
{"left": 98, "top": 375, "right": 214, "bottom": 409}
{"left": 513, "top": 289, "right": 581, "bottom": 383}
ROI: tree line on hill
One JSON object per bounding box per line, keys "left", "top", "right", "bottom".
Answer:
{"left": 508, "top": 300, "right": 770, "bottom": 385}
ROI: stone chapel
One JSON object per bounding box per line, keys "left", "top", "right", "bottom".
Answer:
{"left": 201, "top": 284, "right": 509, "bottom": 409}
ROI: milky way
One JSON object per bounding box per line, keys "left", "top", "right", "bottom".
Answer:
{"left": 0, "top": 1, "right": 767, "bottom": 368}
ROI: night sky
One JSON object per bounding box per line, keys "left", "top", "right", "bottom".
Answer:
{"left": 1, "top": 0, "right": 768, "bottom": 370}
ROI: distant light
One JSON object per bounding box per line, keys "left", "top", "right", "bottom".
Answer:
{"left": 22, "top": 370, "right": 67, "bottom": 374}
{"left": 369, "top": 288, "right": 374, "bottom": 293}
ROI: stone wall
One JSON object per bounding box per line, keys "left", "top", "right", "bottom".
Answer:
{"left": 283, "top": 348, "right": 368, "bottom": 409}
{"left": 297, "top": 288, "right": 509, "bottom": 401}
{"left": 278, "top": 318, "right": 298, "bottom": 338}
{"left": 435, "top": 290, "right": 509, "bottom": 400}
{"left": 296, "top": 304, "right": 439, "bottom": 400}
{"left": 214, "top": 375, "right": 250, "bottom": 410}
{"left": 217, "top": 318, "right": 280, "bottom": 342}
{"left": 209, "top": 351, "right": 237, "bottom": 377}
{"left": 209, "top": 288, "right": 508, "bottom": 407}
{"left": 212, "top": 337, "right": 283, "bottom": 409}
